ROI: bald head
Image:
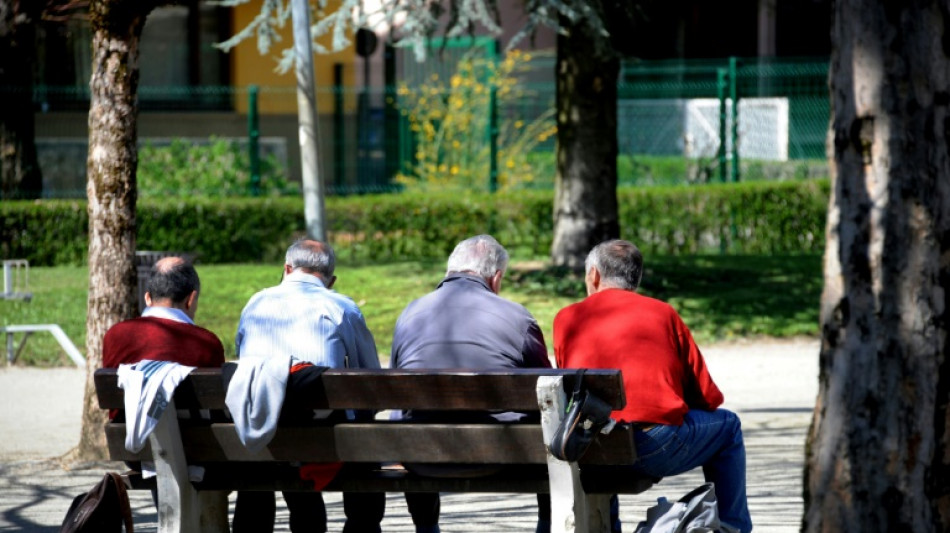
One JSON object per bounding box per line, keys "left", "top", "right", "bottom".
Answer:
{"left": 144, "top": 256, "right": 201, "bottom": 316}
{"left": 284, "top": 238, "right": 336, "bottom": 286}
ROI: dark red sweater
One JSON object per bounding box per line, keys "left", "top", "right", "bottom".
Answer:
{"left": 553, "top": 289, "right": 723, "bottom": 425}
{"left": 102, "top": 316, "right": 225, "bottom": 369}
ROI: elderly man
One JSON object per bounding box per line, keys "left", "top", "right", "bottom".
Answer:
{"left": 232, "top": 238, "right": 384, "bottom": 533}
{"left": 553, "top": 239, "right": 752, "bottom": 533}
{"left": 391, "top": 234, "right": 552, "bottom": 533}
{"left": 103, "top": 256, "right": 224, "bottom": 370}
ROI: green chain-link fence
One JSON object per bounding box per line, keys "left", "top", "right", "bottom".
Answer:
{"left": 17, "top": 54, "right": 829, "bottom": 199}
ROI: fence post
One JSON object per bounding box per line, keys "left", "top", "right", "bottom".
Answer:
{"left": 717, "top": 68, "right": 728, "bottom": 183}
{"left": 247, "top": 85, "right": 261, "bottom": 196}
{"left": 333, "top": 63, "right": 345, "bottom": 191}
{"left": 488, "top": 40, "right": 500, "bottom": 194}
{"left": 729, "top": 56, "right": 740, "bottom": 183}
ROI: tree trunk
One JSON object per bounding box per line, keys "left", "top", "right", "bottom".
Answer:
{"left": 0, "top": 0, "right": 43, "bottom": 199}
{"left": 550, "top": 16, "right": 620, "bottom": 271}
{"left": 74, "top": 0, "right": 151, "bottom": 461}
{"left": 803, "top": 1, "right": 950, "bottom": 531}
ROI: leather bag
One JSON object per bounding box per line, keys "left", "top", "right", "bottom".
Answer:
{"left": 548, "top": 368, "right": 613, "bottom": 462}
{"left": 60, "top": 472, "right": 134, "bottom": 533}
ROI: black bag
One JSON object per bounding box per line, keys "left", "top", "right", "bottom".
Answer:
{"left": 60, "top": 472, "right": 134, "bottom": 533}
{"left": 549, "top": 368, "right": 614, "bottom": 462}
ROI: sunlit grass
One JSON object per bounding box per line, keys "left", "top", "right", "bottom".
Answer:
{"left": 1, "top": 254, "right": 821, "bottom": 366}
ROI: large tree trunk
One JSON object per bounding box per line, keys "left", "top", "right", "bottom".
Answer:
{"left": 73, "top": 0, "right": 151, "bottom": 461}
{"left": 803, "top": 1, "right": 950, "bottom": 531}
{"left": 0, "top": 0, "right": 43, "bottom": 199}
{"left": 550, "top": 16, "right": 620, "bottom": 271}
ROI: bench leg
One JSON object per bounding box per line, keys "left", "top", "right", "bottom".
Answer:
{"left": 538, "top": 376, "right": 600, "bottom": 533}
{"left": 149, "top": 399, "right": 202, "bottom": 533}
{"left": 586, "top": 494, "right": 612, "bottom": 532}
{"left": 198, "top": 491, "right": 229, "bottom": 533}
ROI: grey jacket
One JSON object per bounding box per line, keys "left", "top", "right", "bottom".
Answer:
{"left": 391, "top": 273, "right": 550, "bottom": 371}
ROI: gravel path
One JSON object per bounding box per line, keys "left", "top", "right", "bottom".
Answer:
{"left": 0, "top": 337, "right": 819, "bottom": 532}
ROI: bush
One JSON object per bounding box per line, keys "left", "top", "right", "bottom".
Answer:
{"left": 138, "top": 137, "right": 297, "bottom": 198}
{"left": 1, "top": 180, "right": 830, "bottom": 266}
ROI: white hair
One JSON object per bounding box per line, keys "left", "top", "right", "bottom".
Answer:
{"left": 446, "top": 235, "right": 509, "bottom": 278}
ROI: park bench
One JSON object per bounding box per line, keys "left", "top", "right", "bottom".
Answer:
{"left": 94, "top": 365, "right": 658, "bottom": 533}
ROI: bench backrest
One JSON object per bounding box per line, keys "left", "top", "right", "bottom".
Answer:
{"left": 94, "top": 365, "right": 636, "bottom": 466}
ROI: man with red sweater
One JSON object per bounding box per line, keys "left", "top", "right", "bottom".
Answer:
{"left": 553, "top": 240, "right": 751, "bottom": 533}
{"left": 103, "top": 256, "right": 224, "bottom": 370}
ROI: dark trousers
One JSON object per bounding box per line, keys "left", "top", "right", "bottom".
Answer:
{"left": 405, "top": 491, "right": 551, "bottom": 532}
{"left": 233, "top": 490, "right": 385, "bottom": 533}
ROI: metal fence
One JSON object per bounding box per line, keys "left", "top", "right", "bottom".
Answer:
{"left": 20, "top": 55, "right": 830, "bottom": 199}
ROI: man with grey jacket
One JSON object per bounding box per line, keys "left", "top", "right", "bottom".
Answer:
{"left": 390, "top": 234, "right": 552, "bottom": 533}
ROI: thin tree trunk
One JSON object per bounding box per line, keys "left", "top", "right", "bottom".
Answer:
{"left": 803, "top": 1, "right": 950, "bottom": 530}
{"left": 550, "top": 16, "right": 620, "bottom": 271}
{"left": 74, "top": 0, "right": 150, "bottom": 461}
{"left": 0, "top": 0, "right": 43, "bottom": 199}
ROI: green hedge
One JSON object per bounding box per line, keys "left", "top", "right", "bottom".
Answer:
{"left": 1, "top": 180, "right": 829, "bottom": 266}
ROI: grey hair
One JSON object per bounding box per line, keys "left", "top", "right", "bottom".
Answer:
{"left": 585, "top": 239, "right": 643, "bottom": 291}
{"left": 446, "top": 235, "right": 509, "bottom": 278}
{"left": 285, "top": 238, "right": 336, "bottom": 278}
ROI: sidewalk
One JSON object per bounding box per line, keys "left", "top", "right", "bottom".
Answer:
{"left": 0, "top": 338, "right": 818, "bottom": 532}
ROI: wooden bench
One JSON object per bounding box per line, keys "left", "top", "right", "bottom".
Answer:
{"left": 94, "top": 365, "right": 658, "bottom": 533}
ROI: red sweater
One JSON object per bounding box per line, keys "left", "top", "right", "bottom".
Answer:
{"left": 102, "top": 316, "right": 225, "bottom": 369}
{"left": 553, "top": 289, "right": 723, "bottom": 425}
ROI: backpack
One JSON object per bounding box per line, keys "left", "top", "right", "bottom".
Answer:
{"left": 60, "top": 472, "right": 134, "bottom": 533}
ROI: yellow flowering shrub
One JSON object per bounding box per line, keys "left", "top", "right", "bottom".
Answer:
{"left": 395, "top": 49, "right": 557, "bottom": 192}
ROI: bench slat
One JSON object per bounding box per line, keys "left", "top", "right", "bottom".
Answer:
{"left": 124, "top": 463, "right": 655, "bottom": 495}
{"left": 105, "top": 422, "right": 637, "bottom": 465}
{"left": 94, "top": 367, "right": 626, "bottom": 411}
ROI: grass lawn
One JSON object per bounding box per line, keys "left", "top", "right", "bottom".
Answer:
{"left": 0, "top": 254, "right": 821, "bottom": 367}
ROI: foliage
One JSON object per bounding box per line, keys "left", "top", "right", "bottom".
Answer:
{"left": 216, "top": 0, "right": 624, "bottom": 68}
{"left": 2, "top": 180, "right": 830, "bottom": 266}
{"left": 137, "top": 137, "right": 297, "bottom": 198}
{"left": 394, "top": 49, "right": 557, "bottom": 192}
{"left": 1, "top": 254, "right": 821, "bottom": 365}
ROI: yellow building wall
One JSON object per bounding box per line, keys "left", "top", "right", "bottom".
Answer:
{"left": 229, "top": 3, "right": 357, "bottom": 114}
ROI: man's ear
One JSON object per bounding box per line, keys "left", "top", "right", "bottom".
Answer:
{"left": 585, "top": 267, "right": 601, "bottom": 296}
{"left": 284, "top": 264, "right": 294, "bottom": 276}
{"left": 489, "top": 270, "right": 503, "bottom": 294}
{"left": 144, "top": 291, "right": 153, "bottom": 307}
{"left": 185, "top": 290, "right": 199, "bottom": 311}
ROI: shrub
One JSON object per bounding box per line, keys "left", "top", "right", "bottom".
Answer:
{"left": 1, "top": 180, "right": 830, "bottom": 266}
{"left": 395, "top": 49, "right": 557, "bottom": 192}
{"left": 138, "top": 137, "right": 297, "bottom": 198}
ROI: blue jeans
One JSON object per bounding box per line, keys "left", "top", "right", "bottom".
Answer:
{"left": 595, "top": 409, "right": 752, "bottom": 533}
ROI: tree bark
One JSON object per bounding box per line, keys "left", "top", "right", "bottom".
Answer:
{"left": 0, "top": 0, "right": 43, "bottom": 199}
{"left": 550, "top": 16, "right": 620, "bottom": 271}
{"left": 804, "top": 1, "right": 950, "bottom": 531}
{"left": 74, "top": 0, "right": 152, "bottom": 461}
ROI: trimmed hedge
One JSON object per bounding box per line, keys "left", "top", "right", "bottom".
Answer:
{"left": 2, "top": 180, "right": 829, "bottom": 266}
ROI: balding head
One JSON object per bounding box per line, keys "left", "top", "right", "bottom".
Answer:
{"left": 144, "top": 256, "right": 201, "bottom": 317}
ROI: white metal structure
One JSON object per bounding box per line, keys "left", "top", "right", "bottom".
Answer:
{"left": 1, "top": 259, "right": 85, "bottom": 367}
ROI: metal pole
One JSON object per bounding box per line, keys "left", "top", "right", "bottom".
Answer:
{"left": 488, "top": 40, "right": 499, "bottom": 193}
{"left": 333, "top": 63, "right": 345, "bottom": 191}
{"left": 729, "top": 56, "right": 740, "bottom": 182}
{"left": 716, "top": 68, "right": 727, "bottom": 183}
{"left": 291, "top": 0, "right": 326, "bottom": 241}
{"left": 248, "top": 85, "right": 261, "bottom": 196}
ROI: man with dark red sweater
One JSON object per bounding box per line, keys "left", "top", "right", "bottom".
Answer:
{"left": 553, "top": 240, "right": 751, "bottom": 533}
{"left": 103, "top": 256, "right": 224, "bottom": 371}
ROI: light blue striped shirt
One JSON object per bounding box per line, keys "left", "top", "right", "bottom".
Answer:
{"left": 235, "top": 270, "right": 380, "bottom": 369}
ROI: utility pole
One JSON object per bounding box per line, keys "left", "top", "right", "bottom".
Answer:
{"left": 291, "top": 0, "right": 326, "bottom": 241}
